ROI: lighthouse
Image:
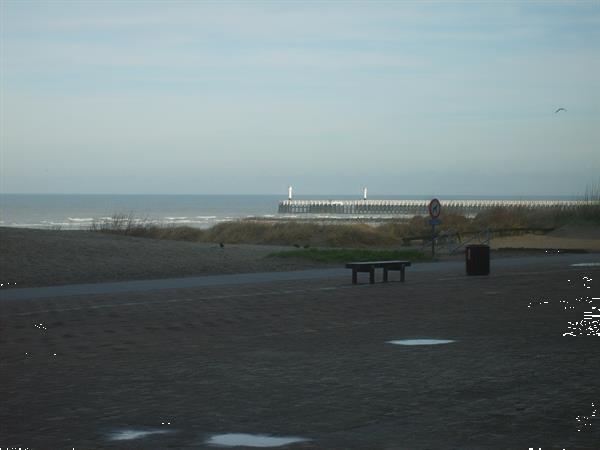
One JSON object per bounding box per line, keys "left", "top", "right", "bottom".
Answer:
{"left": 288, "top": 186, "right": 293, "bottom": 200}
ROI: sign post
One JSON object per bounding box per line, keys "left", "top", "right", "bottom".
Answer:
{"left": 428, "top": 198, "right": 442, "bottom": 257}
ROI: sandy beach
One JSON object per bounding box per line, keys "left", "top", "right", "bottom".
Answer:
{"left": 0, "top": 227, "right": 335, "bottom": 288}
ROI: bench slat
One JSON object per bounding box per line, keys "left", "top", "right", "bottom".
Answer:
{"left": 346, "top": 261, "right": 411, "bottom": 269}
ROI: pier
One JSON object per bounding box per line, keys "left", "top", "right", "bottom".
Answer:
{"left": 278, "top": 199, "right": 586, "bottom": 216}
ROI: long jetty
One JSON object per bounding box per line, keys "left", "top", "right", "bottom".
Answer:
{"left": 278, "top": 199, "right": 586, "bottom": 216}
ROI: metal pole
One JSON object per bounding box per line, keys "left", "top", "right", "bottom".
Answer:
{"left": 431, "top": 223, "right": 436, "bottom": 257}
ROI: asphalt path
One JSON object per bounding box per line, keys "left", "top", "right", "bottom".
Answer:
{"left": 1, "top": 252, "right": 598, "bottom": 301}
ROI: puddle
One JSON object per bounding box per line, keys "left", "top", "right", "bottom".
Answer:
{"left": 571, "top": 263, "right": 600, "bottom": 267}
{"left": 387, "top": 339, "right": 456, "bottom": 346}
{"left": 108, "top": 429, "right": 174, "bottom": 441}
{"left": 206, "top": 433, "right": 308, "bottom": 447}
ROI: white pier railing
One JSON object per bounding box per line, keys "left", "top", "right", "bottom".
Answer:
{"left": 277, "top": 199, "right": 587, "bottom": 215}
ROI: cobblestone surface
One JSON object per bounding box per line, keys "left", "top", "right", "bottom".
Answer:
{"left": 1, "top": 261, "right": 600, "bottom": 449}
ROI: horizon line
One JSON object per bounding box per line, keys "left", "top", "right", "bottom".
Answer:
{"left": 0, "top": 192, "right": 586, "bottom": 199}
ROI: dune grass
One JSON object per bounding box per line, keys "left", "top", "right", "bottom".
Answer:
{"left": 269, "top": 248, "right": 432, "bottom": 263}
{"left": 90, "top": 215, "right": 405, "bottom": 247}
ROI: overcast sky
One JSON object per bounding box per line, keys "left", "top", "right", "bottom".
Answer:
{"left": 1, "top": 1, "right": 599, "bottom": 196}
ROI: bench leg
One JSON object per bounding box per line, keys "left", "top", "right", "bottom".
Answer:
{"left": 352, "top": 269, "right": 357, "bottom": 285}
{"left": 369, "top": 268, "right": 375, "bottom": 284}
{"left": 401, "top": 266, "right": 405, "bottom": 282}
{"left": 383, "top": 268, "right": 388, "bottom": 282}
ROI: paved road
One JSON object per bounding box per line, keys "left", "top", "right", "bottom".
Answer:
{"left": 1, "top": 252, "right": 598, "bottom": 301}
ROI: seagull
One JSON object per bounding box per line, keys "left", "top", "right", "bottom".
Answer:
{"left": 555, "top": 107, "right": 567, "bottom": 113}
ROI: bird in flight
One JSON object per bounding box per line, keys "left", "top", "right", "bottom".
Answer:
{"left": 555, "top": 107, "right": 567, "bottom": 113}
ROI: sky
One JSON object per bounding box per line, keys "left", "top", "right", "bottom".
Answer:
{"left": 1, "top": 1, "right": 599, "bottom": 196}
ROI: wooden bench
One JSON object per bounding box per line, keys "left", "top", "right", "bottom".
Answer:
{"left": 345, "top": 260, "right": 411, "bottom": 284}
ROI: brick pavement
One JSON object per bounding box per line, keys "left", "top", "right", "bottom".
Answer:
{"left": 1, "top": 261, "right": 600, "bottom": 449}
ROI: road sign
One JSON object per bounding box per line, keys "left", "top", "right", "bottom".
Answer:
{"left": 429, "top": 218, "right": 442, "bottom": 226}
{"left": 428, "top": 198, "right": 441, "bottom": 218}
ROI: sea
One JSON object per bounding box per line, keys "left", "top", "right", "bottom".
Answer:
{"left": 0, "top": 193, "right": 583, "bottom": 230}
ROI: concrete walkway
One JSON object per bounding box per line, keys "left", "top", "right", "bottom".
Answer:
{"left": 1, "top": 252, "right": 598, "bottom": 301}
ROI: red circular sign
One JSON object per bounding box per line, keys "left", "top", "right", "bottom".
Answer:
{"left": 428, "top": 198, "right": 441, "bottom": 218}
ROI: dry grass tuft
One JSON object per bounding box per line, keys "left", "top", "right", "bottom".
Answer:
{"left": 90, "top": 214, "right": 205, "bottom": 241}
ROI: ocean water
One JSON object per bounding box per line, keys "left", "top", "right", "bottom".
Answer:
{"left": 0, "top": 194, "right": 284, "bottom": 229}
{"left": 0, "top": 193, "right": 582, "bottom": 230}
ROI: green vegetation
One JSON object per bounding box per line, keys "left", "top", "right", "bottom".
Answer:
{"left": 268, "top": 248, "right": 432, "bottom": 263}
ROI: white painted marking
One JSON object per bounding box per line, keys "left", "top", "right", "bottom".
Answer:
{"left": 108, "top": 429, "right": 174, "bottom": 441}
{"left": 206, "top": 433, "right": 308, "bottom": 447}
{"left": 387, "top": 339, "right": 456, "bottom": 346}
{"left": 571, "top": 263, "right": 600, "bottom": 267}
